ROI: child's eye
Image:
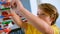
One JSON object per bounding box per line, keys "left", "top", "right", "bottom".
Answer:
{"left": 37, "top": 13, "right": 39, "bottom": 15}
{"left": 40, "top": 14, "right": 47, "bottom": 16}
{"left": 41, "top": 14, "right": 45, "bottom": 15}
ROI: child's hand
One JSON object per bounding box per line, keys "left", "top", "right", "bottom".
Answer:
{"left": 10, "top": 0, "right": 19, "bottom": 9}
{"left": 10, "top": 0, "right": 24, "bottom": 11}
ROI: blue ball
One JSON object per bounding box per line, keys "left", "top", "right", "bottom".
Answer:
{"left": 0, "top": 15, "right": 4, "bottom": 18}
{"left": 0, "top": 1, "right": 6, "bottom": 4}
{"left": 0, "top": 28, "right": 3, "bottom": 30}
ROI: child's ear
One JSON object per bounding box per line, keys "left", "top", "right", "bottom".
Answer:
{"left": 50, "top": 17, "right": 55, "bottom": 22}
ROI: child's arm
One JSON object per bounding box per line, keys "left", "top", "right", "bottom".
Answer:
{"left": 10, "top": 10, "right": 27, "bottom": 29}
{"left": 11, "top": 0, "right": 54, "bottom": 34}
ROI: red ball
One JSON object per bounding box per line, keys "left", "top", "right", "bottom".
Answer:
{"left": 2, "top": 11, "right": 8, "bottom": 17}
{"left": 4, "top": 28, "right": 10, "bottom": 32}
{"left": 0, "top": 30, "right": 3, "bottom": 33}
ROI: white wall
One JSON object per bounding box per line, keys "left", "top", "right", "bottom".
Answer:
{"left": 30, "top": 0, "right": 38, "bottom": 16}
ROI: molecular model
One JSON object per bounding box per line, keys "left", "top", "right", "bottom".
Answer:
{"left": 0, "top": 0, "right": 13, "bottom": 34}
{"left": 0, "top": 0, "right": 27, "bottom": 34}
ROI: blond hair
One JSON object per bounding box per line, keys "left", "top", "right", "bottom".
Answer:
{"left": 38, "top": 3, "right": 59, "bottom": 25}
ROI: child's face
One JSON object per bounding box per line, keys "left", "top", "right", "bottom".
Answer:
{"left": 37, "top": 9, "right": 52, "bottom": 25}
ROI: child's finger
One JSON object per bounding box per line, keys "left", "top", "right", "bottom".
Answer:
{"left": 10, "top": 0, "right": 17, "bottom": 9}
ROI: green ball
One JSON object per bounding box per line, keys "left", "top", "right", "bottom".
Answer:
{"left": 2, "top": 20, "right": 12, "bottom": 24}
